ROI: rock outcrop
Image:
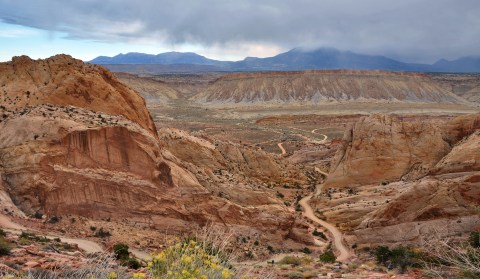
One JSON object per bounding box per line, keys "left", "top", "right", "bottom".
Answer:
{"left": 315, "top": 113, "right": 480, "bottom": 246}
{"left": 0, "top": 55, "right": 156, "bottom": 136}
{"left": 326, "top": 113, "right": 480, "bottom": 188}
{"left": 325, "top": 114, "right": 451, "bottom": 187}
{"left": 0, "top": 55, "right": 310, "bottom": 247}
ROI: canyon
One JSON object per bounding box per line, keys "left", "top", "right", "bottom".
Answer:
{"left": 1, "top": 55, "right": 479, "bottom": 277}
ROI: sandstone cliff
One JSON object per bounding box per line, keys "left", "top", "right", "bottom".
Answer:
{"left": 0, "top": 55, "right": 310, "bottom": 248}
{"left": 326, "top": 113, "right": 480, "bottom": 188}
{"left": 0, "top": 55, "right": 157, "bottom": 136}
{"left": 192, "top": 70, "right": 469, "bottom": 106}
{"left": 315, "top": 113, "right": 480, "bottom": 246}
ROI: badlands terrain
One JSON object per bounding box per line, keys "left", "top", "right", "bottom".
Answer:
{"left": 0, "top": 55, "right": 479, "bottom": 278}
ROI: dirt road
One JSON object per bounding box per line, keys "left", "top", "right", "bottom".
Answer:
{"left": 277, "top": 142, "right": 287, "bottom": 155}
{"left": 0, "top": 213, "right": 154, "bottom": 259}
{"left": 0, "top": 214, "right": 103, "bottom": 253}
{"left": 299, "top": 189, "right": 353, "bottom": 262}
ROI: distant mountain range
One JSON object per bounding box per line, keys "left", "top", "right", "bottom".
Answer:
{"left": 90, "top": 48, "right": 480, "bottom": 73}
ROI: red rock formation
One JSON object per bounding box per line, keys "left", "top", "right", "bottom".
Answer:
{"left": 0, "top": 55, "right": 156, "bottom": 136}
{"left": 316, "top": 113, "right": 480, "bottom": 245}
{"left": 0, "top": 56, "right": 311, "bottom": 248}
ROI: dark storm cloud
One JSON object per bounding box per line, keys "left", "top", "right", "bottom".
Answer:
{"left": 0, "top": 0, "right": 479, "bottom": 62}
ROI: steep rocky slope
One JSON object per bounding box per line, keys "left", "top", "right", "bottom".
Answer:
{"left": 192, "top": 70, "right": 469, "bottom": 106}
{"left": 0, "top": 55, "right": 311, "bottom": 248}
{"left": 314, "top": 113, "right": 480, "bottom": 246}
{"left": 430, "top": 73, "right": 480, "bottom": 105}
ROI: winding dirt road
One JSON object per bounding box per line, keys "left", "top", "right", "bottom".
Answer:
{"left": 276, "top": 128, "right": 328, "bottom": 155}
{"left": 299, "top": 188, "right": 353, "bottom": 262}
{"left": 277, "top": 142, "right": 287, "bottom": 155}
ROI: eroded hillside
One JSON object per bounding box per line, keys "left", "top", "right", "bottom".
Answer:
{"left": 0, "top": 55, "right": 313, "bottom": 252}
{"left": 312, "top": 113, "right": 480, "bottom": 246}
{"left": 192, "top": 70, "right": 469, "bottom": 106}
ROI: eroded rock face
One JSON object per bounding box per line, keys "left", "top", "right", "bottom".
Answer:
{"left": 315, "top": 113, "right": 480, "bottom": 246}
{"left": 325, "top": 114, "right": 450, "bottom": 188}
{"left": 0, "top": 54, "right": 156, "bottom": 136}
{"left": 0, "top": 56, "right": 311, "bottom": 248}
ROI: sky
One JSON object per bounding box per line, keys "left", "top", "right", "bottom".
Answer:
{"left": 0, "top": 0, "right": 479, "bottom": 63}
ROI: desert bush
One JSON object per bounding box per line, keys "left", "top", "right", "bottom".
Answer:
{"left": 301, "top": 247, "right": 311, "bottom": 254}
{"left": 279, "top": 256, "right": 302, "bottom": 266}
{"left": 267, "top": 245, "right": 274, "bottom": 253}
{"left": 148, "top": 239, "right": 235, "bottom": 278}
{"left": 0, "top": 237, "right": 11, "bottom": 256}
{"left": 469, "top": 231, "right": 480, "bottom": 248}
{"left": 147, "top": 225, "right": 239, "bottom": 279}
{"left": 312, "top": 230, "right": 327, "bottom": 240}
{"left": 374, "top": 245, "right": 420, "bottom": 273}
{"left": 422, "top": 232, "right": 480, "bottom": 278}
{"left": 319, "top": 249, "right": 336, "bottom": 263}
{"left": 94, "top": 228, "right": 111, "bottom": 238}
{"left": 113, "top": 243, "right": 130, "bottom": 260}
{"left": 122, "top": 257, "right": 141, "bottom": 270}
{"left": 0, "top": 228, "right": 6, "bottom": 237}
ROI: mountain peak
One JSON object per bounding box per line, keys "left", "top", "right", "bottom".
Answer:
{"left": 90, "top": 49, "right": 480, "bottom": 73}
{"left": 90, "top": 51, "right": 222, "bottom": 65}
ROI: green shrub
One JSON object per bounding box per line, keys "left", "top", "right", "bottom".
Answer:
{"left": 301, "top": 247, "right": 312, "bottom": 254}
{"left": 312, "top": 229, "right": 327, "bottom": 240}
{"left": 0, "top": 237, "right": 11, "bottom": 256}
{"left": 94, "top": 228, "right": 111, "bottom": 238}
{"left": 113, "top": 243, "right": 130, "bottom": 260}
{"left": 0, "top": 229, "right": 6, "bottom": 237}
{"left": 374, "top": 245, "right": 420, "bottom": 273}
{"left": 267, "top": 245, "right": 274, "bottom": 253}
{"left": 469, "top": 231, "right": 480, "bottom": 248}
{"left": 121, "top": 257, "right": 141, "bottom": 269}
{"left": 33, "top": 212, "right": 43, "bottom": 219}
{"left": 279, "top": 255, "right": 302, "bottom": 266}
{"left": 319, "top": 249, "right": 336, "bottom": 263}
{"left": 375, "top": 246, "right": 392, "bottom": 265}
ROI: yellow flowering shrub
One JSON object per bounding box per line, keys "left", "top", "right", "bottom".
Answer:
{"left": 148, "top": 239, "right": 235, "bottom": 279}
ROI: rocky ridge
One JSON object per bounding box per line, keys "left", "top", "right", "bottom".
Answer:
{"left": 0, "top": 55, "right": 311, "bottom": 249}
{"left": 192, "top": 70, "right": 470, "bottom": 106}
